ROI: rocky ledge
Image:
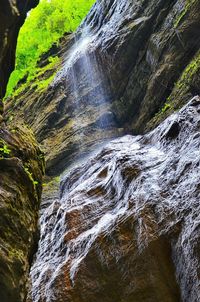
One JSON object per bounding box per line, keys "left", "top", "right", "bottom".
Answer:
{"left": 28, "top": 96, "right": 200, "bottom": 302}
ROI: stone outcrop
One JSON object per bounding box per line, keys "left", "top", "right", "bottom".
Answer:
{"left": 0, "top": 1, "right": 44, "bottom": 301}
{"left": 6, "top": 0, "right": 200, "bottom": 176}
{"left": 0, "top": 124, "right": 44, "bottom": 302}
{"left": 28, "top": 96, "right": 200, "bottom": 302}
{"left": 2, "top": 1, "right": 200, "bottom": 300}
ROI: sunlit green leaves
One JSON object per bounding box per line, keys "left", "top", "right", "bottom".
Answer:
{"left": 6, "top": 0, "right": 95, "bottom": 97}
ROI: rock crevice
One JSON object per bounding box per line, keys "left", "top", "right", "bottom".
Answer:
{"left": 0, "top": 1, "right": 44, "bottom": 301}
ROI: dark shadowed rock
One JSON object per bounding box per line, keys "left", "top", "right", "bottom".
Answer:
{"left": 0, "top": 124, "right": 44, "bottom": 302}
{"left": 1, "top": 1, "right": 199, "bottom": 301}
{"left": 0, "top": 1, "right": 45, "bottom": 301}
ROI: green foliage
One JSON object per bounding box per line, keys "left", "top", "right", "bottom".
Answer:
{"left": 11, "top": 56, "right": 60, "bottom": 97}
{"left": 161, "top": 103, "right": 171, "bottom": 113}
{"left": 165, "top": 50, "right": 200, "bottom": 106}
{"left": 176, "top": 51, "right": 200, "bottom": 88}
{"left": 174, "top": 0, "right": 197, "bottom": 28}
{"left": 6, "top": 0, "right": 95, "bottom": 97}
{"left": 149, "top": 50, "right": 200, "bottom": 130}
{"left": 24, "top": 163, "right": 39, "bottom": 187}
{"left": 0, "top": 140, "right": 11, "bottom": 158}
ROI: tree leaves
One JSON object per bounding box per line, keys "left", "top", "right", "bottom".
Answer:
{"left": 6, "top": 0, "right": 95, "bottom": 97}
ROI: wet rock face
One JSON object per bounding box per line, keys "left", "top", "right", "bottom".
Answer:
{"left": 0, "top": 1, "right": 44, "bottom": 301}
{"left": 0, "top": 0, "right": 39, "bottom": 99}
{"left": 84, "top": 0, "right": 200, "bottom": 131}
{"left": 0, "top": 124, "right": 44, "bottom": 302}
{"left": 7, "top": 0, "right": 200, "bottom": 176}
{"left": 28, "top": 96, "right": 200, "bottom": 302}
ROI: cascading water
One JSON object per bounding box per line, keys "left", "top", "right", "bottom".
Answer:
{"left": 53, "top": 26, "right": 117, "bottom": 160}
{"left": 28, "top": 96, "right": 200, "bottom": 302}
{"left": 26, "top": 1, "right": 200, "bottom": 301}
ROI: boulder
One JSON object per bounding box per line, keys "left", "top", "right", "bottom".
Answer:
{"left": 28, "top": 97, "right": 200, "bottom": 302}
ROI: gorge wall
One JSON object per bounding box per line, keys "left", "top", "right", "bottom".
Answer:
{"left": 1, "top": 0, "right": 200, "bottom": 302}
{"left": 6, "top": 0, "right": 200, "bottom": 176}
{"left": 0, "top": 1, "right": 44, "bottom": 302}
{"left": 28, "top": 95, "right": 200, "bottom": 302}
{"left": 0, "top": 125, "right": 44, "bottom": 302}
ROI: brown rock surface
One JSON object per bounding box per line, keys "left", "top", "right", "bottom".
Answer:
{"left": 0, "top": 123, "right": 44, "bottom": 302}
{"left": 0, "top": 1, "right": 44, "bottom": 301}
{"left": 1, "top": 1, "right": 198, "bottom": 301}
{"left": 28, "top": 96, "right": 200, "bottom": 302}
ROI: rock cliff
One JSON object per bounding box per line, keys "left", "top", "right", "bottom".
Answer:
{"left": 6, "top": 0, "right": 200, "bottom": 176}
{"left": 0, "top": 124, "right": 44, "bottom": 302}
{"left": 1, "top": 1, "right": 200, "bottom": 301}
{"left": 0, "top": 1, "right": 44, "bottom": 302}
{"left": 28, "top": 96, "right": 200, "bottom": 302}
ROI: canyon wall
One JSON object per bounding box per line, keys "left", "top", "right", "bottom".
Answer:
{"left": 1, "top": 1, "right": 200, "bottom": 301}
{"left": 0, "top": 125, "right": 44, "bottom": 302}
{"left": 6, "top": 0, "right": 200, "bottom": 176}
{"left": 0, "top": 1, "right": 44, "bottom": 302}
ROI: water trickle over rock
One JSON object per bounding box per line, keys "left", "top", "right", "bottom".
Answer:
{"left": 28, "top": 96, "right": 200, "bottom": 302}
{"left": 7, "top": 0, "right": 200, "bottom": 176}
{"left": 2, "top": 1, "right": 200, "bottom": 300}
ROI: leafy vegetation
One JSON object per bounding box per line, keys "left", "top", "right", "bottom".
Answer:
{"left": 174, "top": 51, "right": 200, "bottom": 91}
{"left": 161, "top": 103, "right": 171, "bottom": 113}
{"left": 6, "top": 0, "right": 95, "bottom": 97}
{"left": 174, "top": 0, "right": 197, "bottom": 28}
{"left": 0, "top": 141, "right": 11, "bottom": 158}
{"left": 24, "top": 164, "right": 39, "bottom": 187}
{"left": 147, "top": 50, "right": 200, "bottom": 131}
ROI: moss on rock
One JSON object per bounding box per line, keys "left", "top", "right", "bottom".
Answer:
{"left": 0, "top": 123, "right": 44, "bottom": 302}
{"left": 146, "top": 50, "right": 200, "bottom": 131}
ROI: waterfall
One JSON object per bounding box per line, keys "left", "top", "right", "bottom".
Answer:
{"left": 28, "top": 97, "right": 200, "bottom": 302}
{"left": 53, "top": 26, "right": 117, "bottom": 161}
{"left": 8, "top": 0, "right": 198, "bottom": 300}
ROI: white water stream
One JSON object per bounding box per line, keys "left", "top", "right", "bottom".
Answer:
{"left": 55, "top": 27, "right": 116, "bottom": 136}
{"left": 28, "top": 97, "right": 200, "bottom": 302}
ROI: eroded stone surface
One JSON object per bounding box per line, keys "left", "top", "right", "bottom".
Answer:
{"left": 28, "top": 96, "right": 200, "bottom": 302}
{"left": 0, "top": 124, "right": 44, "bottom": 302}
{"left": 0, "top": 2, "right": 44, "bottom": 300}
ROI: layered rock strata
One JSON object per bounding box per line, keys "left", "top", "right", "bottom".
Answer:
{"left": 0, "top": 1, "right": 44, "bottom": 301}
